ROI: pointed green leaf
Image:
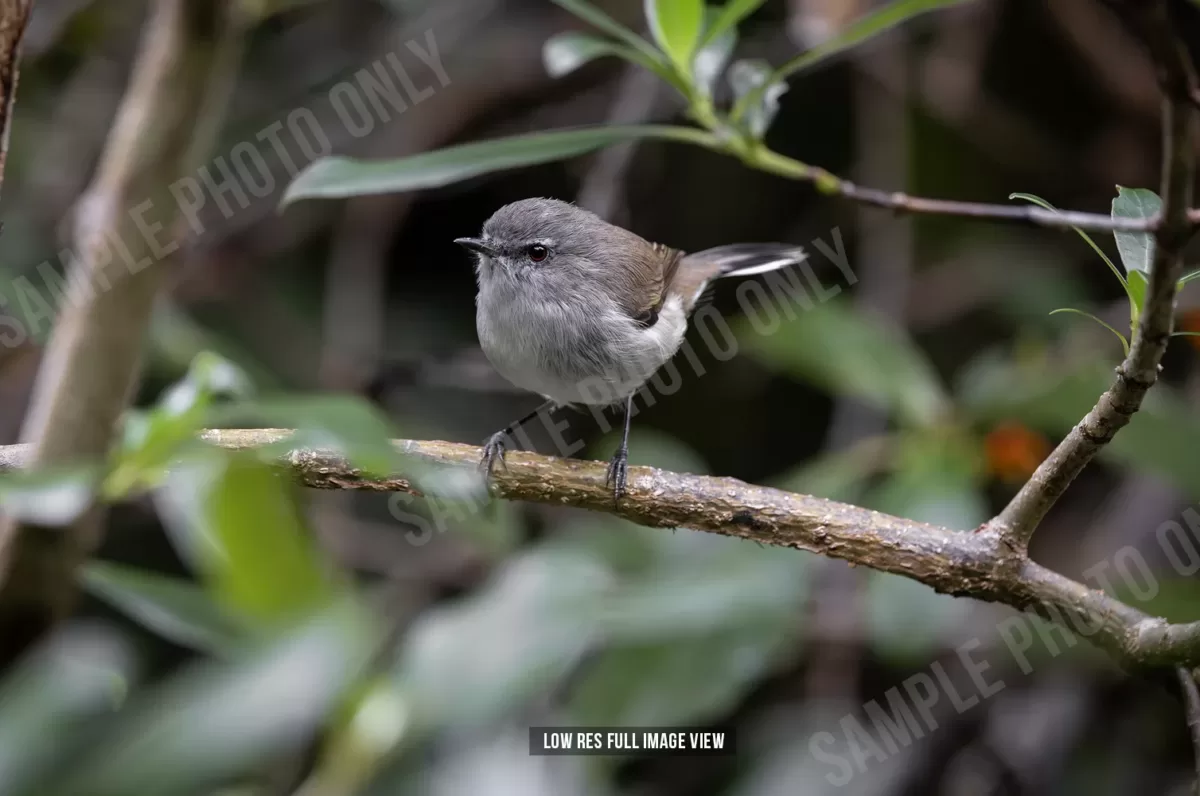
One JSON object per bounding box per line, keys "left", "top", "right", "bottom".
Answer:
{"left": 109, "top": 352, "right": 252, "bottom": 497}
{"left": 543, "top": 32, "right": 638, "bottom": 77}
{"left": 158, "top": 452, "right": 337, "bottom": 627}
{"left": 84, "top": 562, "right": 245, "bottom": 653}
{"left": 549, "top": 0, "right": 663, "bottom": 63}
{"left": 1126, "top": 270, "right": 1147, "bottom": 323}
{"left": 732, "top": 0, "right": 972, "bottom": 123}
{"left": 692, "top": 8, "right": 737, "bottom": 98}
{"left": 282, "top": 126, "right": 719, "bottom": 204}
{"left": 645, "top": 0, "right": 705, "bottom": 75}
{"left": 775, "top": 0, "right": 972, "bottom": 79}
{"left": 207, "top": 455, "right": 335, "bottom": 625}
{"left": 700, "top": 0, "right": 767, "bottom": 48}
{"left": 1049, "top": 308, "right": 1130, "bottom": 355}
{"left": 1178, "top": 270, "right": 1200, "bottom": 288}
{"left": 1112, "top": 186, "right": 1161, "bottom": 276}
{"left": 542, "top": 32, "right": 681, "bottom": 89}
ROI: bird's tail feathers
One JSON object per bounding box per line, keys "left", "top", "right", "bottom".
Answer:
{"left": 692, "top": 243, "right": 807, "bottom": 278}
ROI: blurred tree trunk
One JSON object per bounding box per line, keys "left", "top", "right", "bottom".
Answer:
{"left": 0, "top": 0, "right": 235, "bottom": 668}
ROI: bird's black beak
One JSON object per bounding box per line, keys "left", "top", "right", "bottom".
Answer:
{"left": 454, "top": 237, "right": 497, "bottom": 258}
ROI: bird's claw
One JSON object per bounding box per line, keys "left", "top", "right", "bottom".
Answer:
{"left": 605, "top": 447, "right": 629, "bottom": 503}
{"left": 480, "top": 431, "right": 510, "bottom": 478}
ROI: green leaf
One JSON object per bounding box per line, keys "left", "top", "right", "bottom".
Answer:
{"left": 1013, "top": 192, "right": 1145, "bottom": 334}
{"left": 775, "top": 0, "right": 971, "bottom": 79}
{"left": 732, "top": 0, "right": 972, "bottom": 123}
{"left": 569, "top": 626, "right": 791, "bottom": 726}
{"left": 394, "top": 546, "right": 612, "bottom": 729}
{"left": 281, "top": 125, "right": 719, "bottom": 204}
{"left": 1048, "top": 308, "right": 1130, "bottom": 355}
{"left": 645, "top": 0, "right": 705, "bottom": 76}
{"left": 0, "top": 464, "right": 100, "bottom": 526}
{"left": 1178, "top": 269, "right": 1200, "bottom": 287}
{"left": 738, "top": 298, "right": 951, "bottom": 428}
{"left": 207, "top": 455, "right": 335, "bottom": 625}
{"left": 543, "top": 32, "right": 638, "bottom": 77}
{"left": 692, "top": 8, "right": 737, "bottom": 99}
{"left": 1126, "top": 270, "right": 1147, "bottom": 327}
{"left": 700, "top": 0, "right": 767, "bottom": 48}
{"left": 51, "top": 602, "right": 377, "bottom": 796}
{"left": 109, "top": 352, "right": 252, "bottom": 497}
{"left": 549, "top": 0, "right": 663, "bottom": 64}
{"left": 1112, "top": 186, "right": 1161, "bottom": 276}
{"left": 83, "top": 562, "right": 245, "bottom": 653}
{"left": 0, "top": 625, "right": 135, "bottom": 795}
{"left": 542, "top": 32, "right": 682, "bottom": 90}
{"left": 729, "top": 59, "right": 788, "bottom": 139}
{"left": 1009, "top": 192, "right": 1125, "bottom": 287}
{"left": 159, "top": 452, "right": 336, "bottom": 627}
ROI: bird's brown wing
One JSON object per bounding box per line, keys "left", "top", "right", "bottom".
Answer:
{"left": 620, "top": 239, "right": 727, "bottom": 326}
{"left": 626, "top": 241, "right": 684, "bottom": 328}
{"left": 662, "top": 253, "right": 726, "bottom": 315}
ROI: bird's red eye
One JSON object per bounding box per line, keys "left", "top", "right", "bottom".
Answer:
{"left": 527, "top": 244, "right": 549, "bottom": 262}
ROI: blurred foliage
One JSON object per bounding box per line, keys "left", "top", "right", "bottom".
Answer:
{"left": 0, "top": 0, "right": 1197, "bottom": 793}
{"left": 284, "top": 0, "right": 968, "bottom": 204}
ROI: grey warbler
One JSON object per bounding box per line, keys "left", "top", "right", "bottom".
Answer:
{"left": 456, "top": 197, "right": 805, "bottom": 500}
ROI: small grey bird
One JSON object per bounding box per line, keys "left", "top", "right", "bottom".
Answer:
{"left": 455, "top": 197, "right": 805, "bottom": 500}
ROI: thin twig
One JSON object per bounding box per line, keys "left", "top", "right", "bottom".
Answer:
{"left": 823, "top": 173, "right": 1160, "bottom": 232}
{"left": 985, "top": 0, "right": 1197, "bottom": 549}
{"left": 754, "top": 147, "right": 1200, "bottom": 231}
{"left": 1179, "top": 667, "right": 1200, "bottom": 795}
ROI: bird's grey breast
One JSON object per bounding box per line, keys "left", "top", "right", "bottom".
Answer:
{"left": 476, "top": 272, "right": 620, "bottom": 404}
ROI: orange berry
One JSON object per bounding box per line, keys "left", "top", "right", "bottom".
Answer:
{"left": 985, "top": 421, "right": 1051, "bottom": 483}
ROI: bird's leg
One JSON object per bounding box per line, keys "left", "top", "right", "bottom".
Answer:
{"left": 481, "top": 399, "right": 557, "bottom": 476}
{"left": 605, "top": 395, "right": 634, "bottom": 503}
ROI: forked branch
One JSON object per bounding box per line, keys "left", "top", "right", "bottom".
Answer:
{"left": 985, "top": 0, "right": 1197, "bottom": 549}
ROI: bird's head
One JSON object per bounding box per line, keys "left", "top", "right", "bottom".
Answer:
{"left": 455, "top": 197, "right": 616, "bottom": 280}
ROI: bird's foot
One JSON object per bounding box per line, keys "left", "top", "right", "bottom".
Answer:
{"left": 605, "top": 446, "right": 629, "bottom": 504}
{"left": 480, "top": 431, "right": 510, "bottom": 478}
